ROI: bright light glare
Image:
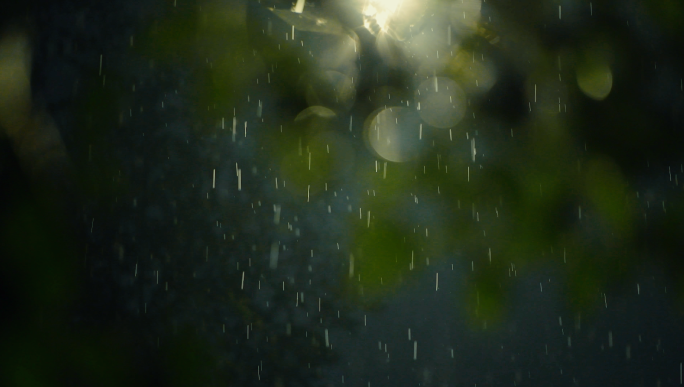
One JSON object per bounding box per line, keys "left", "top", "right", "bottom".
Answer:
{"left": 363, "top": 0, "right": 404, "bottom": 33}
{"left": 293, "top": 0, "right": 306, "bottom": 13}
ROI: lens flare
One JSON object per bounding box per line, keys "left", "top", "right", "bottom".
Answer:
{"left": 363, "top": 0, "right": 404, "bottom": 33}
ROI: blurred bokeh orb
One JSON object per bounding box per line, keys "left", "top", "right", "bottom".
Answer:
{"left": 447, "top": 50, "right": 497, "bottom": 96}
{"left": 294, "top": 105, "right": 337, "bottom": 132}
{"left": 414, "top": 76, "right": 466, "bottom": 128}
{"left": 576, "top": 60, "right": 613, "bottom": 101}
{"left": 365, "top": 106, "right": 423, "bottom": 162}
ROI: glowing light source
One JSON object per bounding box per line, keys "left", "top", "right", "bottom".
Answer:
{"left": 293, "top": 0, "right": 306, "bottom": 14}
{"left": 363, "top": 0, "right": 404, "bottom": 33}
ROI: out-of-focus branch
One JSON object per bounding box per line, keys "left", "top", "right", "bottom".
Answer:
{"left": 0, "top": 28, "right": 32, "bottom": 138}
{"left": 0, "top": 26, "right": 78, "bottom": 230}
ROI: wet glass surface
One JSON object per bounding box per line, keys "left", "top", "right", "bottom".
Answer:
{"left": 2, "top": 0, "right": 684, "bottom": 386}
